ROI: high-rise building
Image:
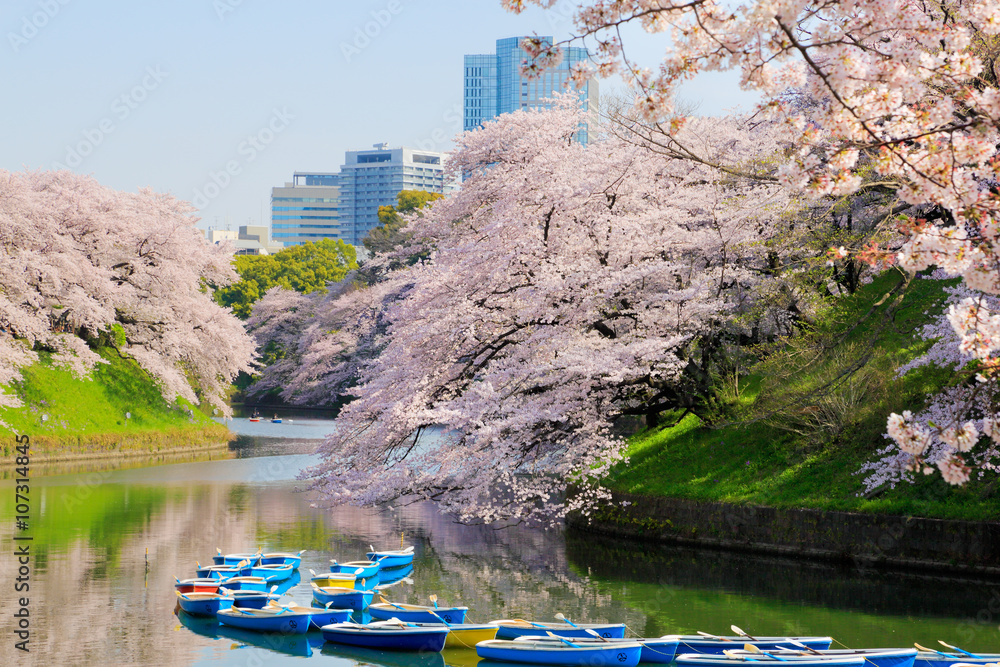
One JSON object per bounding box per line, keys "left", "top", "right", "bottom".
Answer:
{"left": 337, "top": 144, "right": 454, "bottom": 245}
{"left": 270, "top": 146, "right": 454, "bottom": 247}
{"left": 464, "top": 36, "right": 598, "bottom": 142}
{"left": 270, "top": 172, "right": 342, "bottom": 245}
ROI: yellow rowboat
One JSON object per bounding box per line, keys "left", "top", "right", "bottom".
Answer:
{"left": 390, "top": 622, "right": 498, "bottom": 649}
{"left": 309, "top": 571, "right": 357, "bottom": 589}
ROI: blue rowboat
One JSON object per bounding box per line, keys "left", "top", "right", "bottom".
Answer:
{"left": 670, "top": 636, "right": 834, "bottom": 655}
{"left": 677, "top": 654, "right": 865, "bottom": 667}
{"left": 490, "top": 620, "right": 627, "bottom": 640}
{"left": 217, "top": 607, "right": 313, "bottom": 634}
{"left": 755, "top": 649, "right": 917, "bottom": 667}
{"left": 331, "top": 560, "right": 380, "bottom": 578}
{"left": 477, "top": 638, "right": 643, "bottom": 666}
{"left": 513, "top": 635, "right": 679, "bottom": 663}
{"left": 264, "top": 602, "right": 352, "bottom": 629}
{"left": 916, "top": 653, "right": 1000, "bottom": 667}
{"left": 176, "top": 591, "right": 234, "bottom": 617}
{"left": 369, "top": 602, "right": 468, "bottom": 624}
{"left": 259, "top": 550, "right": 305, "bottom": 568}
{"left": 223, "top": 589, "right": 280, "bottom": 609}
{"left": 320, "top": 622, "right": 449, "bottom": 651}
{"left": 367, "top": 547, "right": 415, "bottom": 570}
{"left": 218, "top": 576, "right": 269, "bottom": 592}
{"left": 196, "top": 561, "right": 248, "bottom": 578}
{"left": 212, "top": 550, "right": 261, "bottom": 566}
{"left": 241, "top": 563, "right": 294, "bottom": 582}
{"left": 312, "top": 584, "right": 374, "bottom": 610}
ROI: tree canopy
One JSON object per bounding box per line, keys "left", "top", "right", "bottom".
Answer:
{"left": 214, "top": 238, "right": 357, "bottom": 318}
{"left": 363, "top": 189, "right": 443, "bottom": 256}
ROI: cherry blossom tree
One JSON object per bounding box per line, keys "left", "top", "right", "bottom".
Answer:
{"left": 0, "top": 170, "right": 256, "bottom": 416}
{"left": 279, "top": 98, "right": 797, "bottom": 523}
{"left": 502, "top": 0, "right": 1000, "bottom": 485}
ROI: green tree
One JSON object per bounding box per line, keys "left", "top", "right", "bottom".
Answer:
{"left": 363, "top": 189, "right": 443, "bottom": 256}
{"left": 214, "top": 238, "right": 357, "bottom": 318}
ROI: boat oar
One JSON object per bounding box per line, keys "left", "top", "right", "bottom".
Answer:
{"left": 546, "top": 631, "right": 582, "bottom": 648}
{"left": 429, "top": 609, "right": 453, "bottom": 627}
{"left": 378, "top": 595, "right": 408, "bottom": 611}
{"left": 939, "top": 642, "right": 983, "bottom": 659}
{"left": 784, "top": 640, "right": 823, "bottom": 656}
{"left": 725, "top": 650, "right": 760, "bottom": 661}
{"left": 699, "top": 631, "right": 733, "bottom": 641}
{"left": 430, "top": 594, "right": 439, "bottom": 609}
{"left": 554, "top": 612, "right": 579, "bottom": 628}
{"left": 733, "top": 626, "right": 759, "bottom": 641}
{"left": 744, "top": 644, "right": 790, "bottom": 661}
{"left": 915, "top": 644, "right": 954, "bottom": 657}
{"left": 585, "top": 628, "right": 611, "bottom": 643}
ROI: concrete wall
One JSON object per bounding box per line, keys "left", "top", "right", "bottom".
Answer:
{"left": 568, "top": 490, "right": 1000, "bottom": 575}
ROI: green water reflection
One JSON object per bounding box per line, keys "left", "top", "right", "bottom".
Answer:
{"left": 0, "top": 434, "right": 997, "bottom": 666}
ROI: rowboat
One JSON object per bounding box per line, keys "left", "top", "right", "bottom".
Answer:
{"left": 223, "top": 589, "right": 280, "bottom": 609}
{"left": 271, "top": 418, "right": 282, "bottom": 423}
{"left": 217, "top": 607, "right": 313, "bottom": 634}
{"left": 477, "top": 638, "right": 643, "bottom": 666}
{"left": 670, "top": 636, "right": 834, "bottom": 655}
{"left": 217, "top": 576, "right": 269, "bottom": 592}
{"left": 513, "top": 635, "right": 679, "bottom": 663}
{"left": 196, "top": 562, "right": 247, "bottom": 578}
{"left": 175, "top": 591, "right": 234, "bottom": 617}
{"left": 677, "top": 655, "right": 866, "bottom": 667}
{"left": 367, "top": 546, "right": 415, "bottom": 569}
{"left": 331, "top": 560, "right": 380, "bottom": 578}
{"left": 320, "top": 622, "right": 450, "bottom": 651}
{"left": 310, "top": 572, "right": 357, "bottom": 589}
{"left": 392, "top": 622, "right": 498, "bottom": 649}
{"left": 260, "top": 550, "right": 306, "bottom": 568}
{"left": 213, "top": 550, "right": 261, "bottom": 566}
{"left": 249, "top": 417, "right": 261, "bottom": 422}
{"left": 176, "top": 609, "right": 315, "bottom": 657}
{"left": 174, "top": 578, "right": 223, "bottom": 594}
{"left": 750, "top": 649, "right": 917, "bottom": 667}
{"left": 241, "top": 563, "right": 294, "bottom": 582}
{"left": 264, "top": 602, "right": 352, "bottom": 629}
{"left": 916, "top": 653, "right": 1000, "bottom": 667}
{"left": 490, "top": 620, "right": 627, "bottom": 640}
{"left": 369, "top": 602, "right": 469, "bottom": 624}
{"left": 311, "top": 584, "right": 374, "bottom": 610}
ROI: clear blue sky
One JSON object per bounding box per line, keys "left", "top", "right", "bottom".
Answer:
{"left": 2, "top": 0, "right": 757, "bottom": 232}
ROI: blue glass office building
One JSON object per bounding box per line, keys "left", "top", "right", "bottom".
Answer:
{"left": 464, "top": 36, "right": 598, "bottom": 142}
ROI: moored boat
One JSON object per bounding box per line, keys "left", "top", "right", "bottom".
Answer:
{"left": 513, "top": 635, "right": 678, "bottom": 663}
{"left": 331, "top": 559, "right": 380, "bottom": 578}
{"left": 310, "top": 572, "right": 357, "bottom": 589}
{"left": 174, "top": 578, "right": 223, "bottom": 594}
{"left": 367, "top": 546, "right": 415, "bottom": 570}
{"left": 223, "top": 589, "right": 281, "bottom": 609}
{"left": 212, "top": 550, "right": 261, "bottom": 566}
{"left": 369, "top": 602, "right": 468, "bottom": 624}
{"left": 490, "top": 619, "right": 627, "bottom": 640}
{"left": 241, "top": 563, "right": 294, "bottom": 582}
{"left": 916, "top": 653, "right": 1000, "bottom": 667}
{"left": 393, "top": 622, "right": 499, "bottom": 649}
{"left": 669, "top": 636, "right": 834, "bottom": 655}
{"left": 175, "top": 591, "right": 234, "bottom": 617}
{"left": 320, "top": 622, "right": 449, "bottom": 651}
{"left": 311, "top": 584, "right": 374, "bottom": 610}
{"left": 264, "top": 602, "right": 352, "bottom": 629}
{"left": 476, "top": 638, "right": 643, "bottom": 666}
{"left": 754, "top": 648, "right": 917, "bottom": 667}
{"left": 217, "top": 607, "right": 313, "bottom": 634}
{"left": 677, "top": 654, "right": 865, "bottom": 667}
{"left": 259, "top": 550, "right": 305, "bottom": 568}
{"left": 218, "top": 576, "right": 269, "bottom": 592}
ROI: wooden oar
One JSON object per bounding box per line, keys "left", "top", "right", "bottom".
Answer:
{"left": 785, "top": 640, "right": 823, "bottom": 656}
{"left": 725, "top": 650, "right": 760, "bottom": 661}
{"left": 429, "top": 609, "right": 453, "bottom": 627}
{"left": 429, "top": 594, "right": 439, "bottom": 609}
{"left": 733, "top": 626, "right": 759, "bottom": 641}
{"left": 546, "top": 631, "right": 582, "bottom": 648}
{"left": 378, "top": 595, "right": 408, "bottom": 611}
{"left": 744, "top": 643, "right": 790, "bottom": 662}
{"left": 914, "top": 644, "right": 952, "bottom": 657}
{"left": 585, "top": 628, "right": 611, "bottom": 643}
{"left": 939, "top": 642, "right": 983, "bottom": 659}
{"left": 699, "top": 631, "right": 733, "bottom": 641}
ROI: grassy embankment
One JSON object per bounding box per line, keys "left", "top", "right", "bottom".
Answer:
{"left": 606, "top": 272, "right": 1000, "bottom": 521}
{"left": 0, "top": 348, "right": 231, "bottom": 460}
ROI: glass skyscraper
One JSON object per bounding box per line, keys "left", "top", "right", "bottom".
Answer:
{"left": 464, "top": 36, "right": 598, "bottom": 142}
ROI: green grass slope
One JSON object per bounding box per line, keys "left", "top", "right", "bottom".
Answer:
{"left": 607, "top": 272, "right": 1000, "bottom": 521}
{"left": 0, "top": 348, "right": 231, "bottom": 459}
